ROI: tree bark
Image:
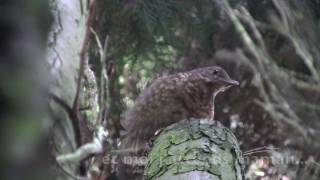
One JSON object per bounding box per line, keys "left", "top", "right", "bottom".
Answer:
{"left": 47, "top": 0, "right": 88, "bottom": 179}
{"left": 145, "top": 119, "right": 244, "bottom": 180}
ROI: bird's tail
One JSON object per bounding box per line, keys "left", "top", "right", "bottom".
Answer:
{"left": 119, "top": 131, "right": 148, "bottom": 154}
{"left": 116, "top": 131, "right": 148, "bottom": 180}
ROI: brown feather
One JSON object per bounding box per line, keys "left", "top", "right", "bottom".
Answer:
{"left": 117, "top": 66, "right": 238, "bottom": 180}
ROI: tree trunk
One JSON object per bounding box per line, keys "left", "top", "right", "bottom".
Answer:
{"left": 47, "top": 0, "right": 87, "bottom": 179}
{"left": 145, "top": 119, "right": 244, "bottom": 180}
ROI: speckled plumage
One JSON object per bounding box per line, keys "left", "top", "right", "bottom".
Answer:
{"left": 117, "top": 66, "right": 238, "bottom": 179}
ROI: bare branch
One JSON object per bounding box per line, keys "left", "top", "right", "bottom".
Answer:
{"left": 56, "top": 126, "right": 108, "bottom": 164}
{"left": 222, "top": 0, "right": 310, "bottom": 141}
{"left": 50, "top": 93, "right": 82, "bottom": 147}
{"left": 272, "top": 0, "right": 320, "bottom": 83}
{"left": 73, "top": 0, "right": 97, "bottom": 111}
{"left": 90, "top": 28, "right": 110, "bottom": 126}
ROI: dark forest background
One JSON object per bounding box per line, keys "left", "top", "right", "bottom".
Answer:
{"left": 1, "top": 0, "right": 320, "bottom": 179}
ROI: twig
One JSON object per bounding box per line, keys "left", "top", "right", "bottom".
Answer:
{"left": 50, "top": 93, "right": 82, "bottom": 147}
{"left": 236, "top": 7, "right": 267, "bottom": 52}
{"left": 222, "top": 1, "right": 310, "bottom": 141}
{"left": 89, "top": 28, "right": 112, "bottom": 180}
{"left": 99, "top": 36, "right": 110, "bottom": 125}
{"left": 69, "top": 0, "right": 97, "bottom": 149}
{"left": 255, "top": 99, "right": 309, "bottom": 141}
{"left": 56, "top": 126, "right": 108, "bottom": 164}
{"left": 244, "top": 146, "right": 279, "bottom": 154}
{"left": 244, "top": 150, "right": 275, "bottom": 156}
{"left": 73, "top": 0, "right": 97, "bottom": 112}
{"left": 90, "top": 28, "right": 110, "bottom": 126}
{"left": 272, "top": 0, "right": 320, "bottom": 83}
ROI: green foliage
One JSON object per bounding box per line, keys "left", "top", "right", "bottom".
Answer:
{"left": 95, "top": 0, "right": 224, "bottom": 71}
{"left": 89, "top": 0, "right": 232, "bottom": 113}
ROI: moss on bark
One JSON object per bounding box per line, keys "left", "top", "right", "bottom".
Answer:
{"left": 145, "top": 119, "right": 244, "bottom": 180}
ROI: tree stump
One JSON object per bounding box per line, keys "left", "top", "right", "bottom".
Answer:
{"left": 145, "top": 119, "right": 244, "bottom": 180}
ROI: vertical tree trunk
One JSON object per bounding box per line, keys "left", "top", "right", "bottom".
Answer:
{"left": 47, "top": 0, "right": 87, "bottom": 179}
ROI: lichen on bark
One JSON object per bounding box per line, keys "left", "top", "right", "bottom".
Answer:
{"left": 145, "top": 119, "right": 244, "bottom": 180}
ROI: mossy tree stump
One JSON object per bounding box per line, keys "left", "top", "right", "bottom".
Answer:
{"left": 145, "top": 119, "right": 244, "bottom": 180}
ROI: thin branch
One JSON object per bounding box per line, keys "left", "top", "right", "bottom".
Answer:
{"left": 244, "top": 146, "right": 279, "bottom": 154}
{"left": 49, "top": 93, "right": 82, "bottom": 147}
{"left": 244, "top": 150, "right": 275, "bottom": 156}
{"left": 56, "top": 126, "right": 108, "bottom": 164}
{"left": 89, "top": 28, "right": 112, "bottom": 180}
{"left": 73, "top": 0, "right": 97, "bottom": 112}
{"left": 222, "top": 1, "right": 310, "bottom": 140}
{"left": 236, "top": 7, "right": 267, "bottom": 52}
{"left": 255, "top": 100, "right": 309, "bottom": 141}
{"left": 90, "top": 28, "right": 110, "bottom": 126}
{"left": 99, "top": 36, "right": 110, "bottom": 125}
{"left": 272, "top": 0, "right": 320, "bottom": 83}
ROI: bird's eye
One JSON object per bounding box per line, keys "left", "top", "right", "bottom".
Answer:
{"left": 212, "top": 69, "right": 219, "bottom": 75}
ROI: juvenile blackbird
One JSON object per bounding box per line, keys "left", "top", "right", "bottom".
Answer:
{"left": 117, "top": 66, "right": 238, "bottom": 179}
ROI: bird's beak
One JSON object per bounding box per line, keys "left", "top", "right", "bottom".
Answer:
{"left": 224, "top": 79, "right": 239, "bottom": 86}
{"left": 217, "top": 79, "right": 239, "bottom": 93}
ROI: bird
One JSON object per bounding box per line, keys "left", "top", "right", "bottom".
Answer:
{"left": 117, "top": 66, "right": 238, "bottom": 179}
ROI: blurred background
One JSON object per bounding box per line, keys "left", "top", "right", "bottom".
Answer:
{"left": 1, "top": 0, "right": 320, "bottom": 179}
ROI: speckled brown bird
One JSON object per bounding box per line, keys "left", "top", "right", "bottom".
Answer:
{"left": 117, "top": 66, "right": 238, "bottom": 179}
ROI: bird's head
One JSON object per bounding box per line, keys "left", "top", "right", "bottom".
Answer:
{"left": 194, "top": 66, "right": 239, "bottom": 94}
